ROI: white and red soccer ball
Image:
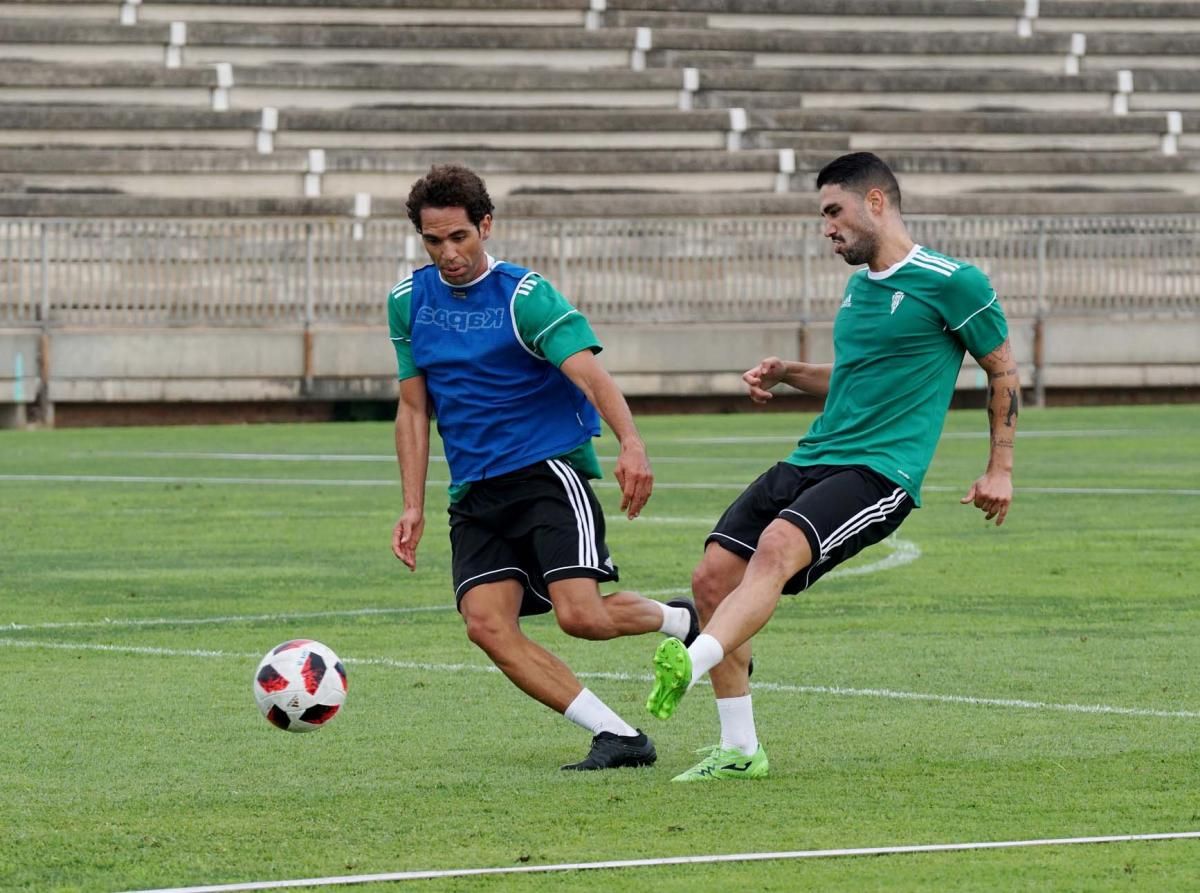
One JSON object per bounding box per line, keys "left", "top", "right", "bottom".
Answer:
{"left": 253, "top": 639, "right": 347, "bottom": 732}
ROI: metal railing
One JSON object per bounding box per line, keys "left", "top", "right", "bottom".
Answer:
{"left": 2, "top": 215, "right": 1198, "bottom": 326}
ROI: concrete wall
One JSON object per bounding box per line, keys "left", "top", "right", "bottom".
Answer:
{"left": 1, "top": 314, "right": 1196, "bottom": 424}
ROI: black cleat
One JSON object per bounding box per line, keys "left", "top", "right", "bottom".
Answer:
{"left": 667, "top": 597, "right": 700, "bottom": 646}
{"left": 561, "top": 730, "right": 657, "bottom": 771}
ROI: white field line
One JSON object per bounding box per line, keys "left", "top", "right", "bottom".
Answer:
{"left": 653, "top": 429, "right": 1139, "bottom": 445}
{"left": 69, "top": 430, "right": 1144, "bottom": 464}
{"left": 81, "top": 450, "right": 728, "bottom": 464}
{"left": 923, "top": 485, "right": 1200, "bottom": 496}
{"left": 3, "top": 636, "right": 1198, "bottom": 721}
{"left": 3, "top": 473, "right": 1198, "bottom": 497}
{"left": 3, "top": 538, "right": 920, "bottom": 633}
{"left": 747, "top": 680, "right": 1200, "bottom": 720}
{"left": 1, "top": 605, "right": 452, "bottom": 633}
{"left": 118, "top": 830, "right": 1200, "bottom": 892}
{"left": 0, "top": 473, "right": 746, "bottom": 489}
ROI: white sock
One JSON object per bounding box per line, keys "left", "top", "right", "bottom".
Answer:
{"left": 717, "top": 695, "right": 759, "bottom": 756}
{"left": 656, "top": 601, "right": 692, "bottom": 641}
{"left": 687, "top": 633, "right": 725, "bottom": 687}
{"left": 564, "top": 688, "right": 637, "bottom": 738}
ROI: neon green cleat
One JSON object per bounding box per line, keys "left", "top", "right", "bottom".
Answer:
{"left": 646, "top": 637, "right": 692, "bottom": 719}
{"left": 671, "top": 744, "right": 770, "bottom": 782}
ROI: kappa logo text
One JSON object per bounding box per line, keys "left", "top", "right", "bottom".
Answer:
{"left": 416, "top": 306, "right": 506, "bottom": 333}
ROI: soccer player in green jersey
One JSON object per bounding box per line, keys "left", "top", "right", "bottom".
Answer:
{"left": 647, "top": 152, "right": 1019, "bottom": 781}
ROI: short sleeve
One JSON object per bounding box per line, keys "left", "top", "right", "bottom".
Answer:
{"left": 387, "top": 279, "right": 421, "bottom": 381}
{"left": 942, "top": 264, "right": 1008, "bottom": 359}
{"left": 512, "top": 276, "right": 602, "bottom": 368}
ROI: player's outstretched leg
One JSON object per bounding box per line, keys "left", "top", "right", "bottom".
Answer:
{"left": 646, "top": 637, "right": 692, "bottom": 719}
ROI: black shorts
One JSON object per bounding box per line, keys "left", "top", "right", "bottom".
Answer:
{"left": 448, "top": 459, "right": 618, "bottom": 617}
{"left": 706, "top": 462, "right": 913, "bottom": 595}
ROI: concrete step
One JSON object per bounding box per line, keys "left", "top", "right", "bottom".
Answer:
{"left": 644, "top": 28, "right": 1200, "bottom": 73}
{"left": 744, "top": 108, "right": 1174, "bottom": 136}
{"left": 700, "top": 91, "right": 1116, "bottom": 113}
{"left": 1038, "top": 0, "right": 1200, "bottom": 31}
{"left": 0, "top": 103, "right": 744, "bottom": 149}
{"left": 693, "top": 66, "right": 1136, "bottom": 112}
{"left": 3, "top": 0, "right": 590, "bottom": 26}
{"left": 0, "top": 19, "right": 639, "bottom": 68}
{"left": 842, "top": 132, "right": 1164, "bottom": 152}
{"left": 0, "top": 146, "right": 793, "bottom": 197}
{"left": 134, "top": 0, "right": 586, "bottom": 25}
{"left": 789, "top": 148, "right": 1200, "bottom": 195}
{"left": 5, "top": 189, "right": 1200, "bottom": 218}
{"left": 8, "top": 18, "right": 1191, "bottom": 73}
{"left": 606, "top": 0, "right": 1021, "bottom": 15}
{"left": 0, "top": 1, "right": 118, "bottom": 20}
{"left": 0, "top": 103, "right": 1184, "bottom": 155}
{"left": 6, "top": 61, "right": 1199, "bottom": 115}
{"left": 5, "top": 142, "right": 1197, "bottom": 199}
{"left": 603, "top": 10, "right": 708, "bottom": 27}
{"left": 607, "top": 0, "right": 1200, "bottom": 33}
{"left": 0, "top": 61, "right": 690, "bottom": 110}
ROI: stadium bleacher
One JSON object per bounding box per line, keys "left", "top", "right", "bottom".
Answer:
{"left": 0, "top": 0, "right": 1198, "bottom": 215}
{"left": 1, "top": 0, "right": 1198, "bottom": 428}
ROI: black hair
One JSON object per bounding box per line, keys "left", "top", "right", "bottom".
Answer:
{"left": 816, "top": 152, "right": 901, "bottom": 210}
{"left": 405, "top": 164, "right": 495, "bottom": 231}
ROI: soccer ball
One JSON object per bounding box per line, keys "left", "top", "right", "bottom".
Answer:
{"left": 253, "top": 639, "right": 348, "bottom": 732}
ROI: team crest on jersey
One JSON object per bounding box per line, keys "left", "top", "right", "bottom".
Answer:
{"left": 890, "top": 291, "right": 906, "bottom": 314}
{"left": 840, "top": 291, "right": 853, "bottom": 309}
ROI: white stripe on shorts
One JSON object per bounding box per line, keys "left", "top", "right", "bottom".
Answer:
{"left": 819, "top": 487, "right": 909, "bottom": 558}
{"left": 546, "top": 459, "right": 598, "bottom": 568}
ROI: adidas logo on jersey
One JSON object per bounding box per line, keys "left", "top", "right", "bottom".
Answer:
{"left": 840, "top": 292, "right": 853, "bottom": 308}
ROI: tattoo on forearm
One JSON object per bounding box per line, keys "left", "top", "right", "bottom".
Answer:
{"left": 982, "top": 340, "right": 1012, "bottom": 366}
{"left": 991, "top": 437, "right": 1014, "bottom": 449}
{"left": 1005, "top": 388, "right": 1019, "bottom": 427}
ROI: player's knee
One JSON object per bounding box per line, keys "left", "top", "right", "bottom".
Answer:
{"left": 755, "top": 524, "right": 811, "bottom": 577}
{"left": 462, "top": 609, "right": 512, "bottom": 654}
{"left": 691, "top": 563, "right": 729, "bottom": 618}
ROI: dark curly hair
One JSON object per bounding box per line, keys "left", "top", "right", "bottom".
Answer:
{"left": 816, "top": 152, "right": 902, "bottom": 211}
{"left": 405, "top": 164, "right": 495, "bottom": 232}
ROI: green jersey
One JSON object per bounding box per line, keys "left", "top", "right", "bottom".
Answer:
{"left": 788, "top": 245, "right": 1007, "bottom": 506}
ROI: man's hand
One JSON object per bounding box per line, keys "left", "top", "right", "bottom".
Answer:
{"left": 392, "top": 508, "right": 425, "bottom": 570}
{"left": 961, "top": 470, "right": 1013, "bottom": 526}
{"left": 614, "top": 439, "right": 653, "bottom": 519}
{"left": 743, "top": 356, "right": 786, "bottom": 404}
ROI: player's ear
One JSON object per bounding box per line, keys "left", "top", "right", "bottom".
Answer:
{"left": 478, "top": 214, "right": 493, "bottom": 241}
{"left": 865, "top": 187, "right": 886, "bottom": 215}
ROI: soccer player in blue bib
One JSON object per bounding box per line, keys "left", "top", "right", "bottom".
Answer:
{"left": 389, "top": 164, "right": 699, "bottom": 771}
{"left": 646, "top": 152, "right": 1020, "bottom": 781}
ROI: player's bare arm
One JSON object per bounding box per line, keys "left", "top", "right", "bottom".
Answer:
{"left": 743, "top": 357, "right": 833, "bottom": 403}
{"left": 560, "top": 349, "right": 653, "bottom": 519}
{"left": 961, "top": 338, "right": 1018, "bottom": 526}
{"left": 393, "top": 375, "right": 431, "bottom": 569}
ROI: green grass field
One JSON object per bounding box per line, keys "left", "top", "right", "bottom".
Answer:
{"left": 2, "top": 404, "right": 1198, "bottom": 892}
